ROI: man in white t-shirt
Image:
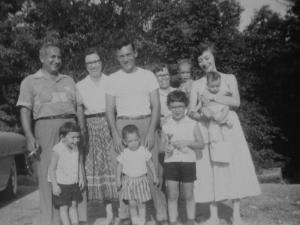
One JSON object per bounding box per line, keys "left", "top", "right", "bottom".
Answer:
{"left": 106, "top": 35, "right": 168, "bottom": 225}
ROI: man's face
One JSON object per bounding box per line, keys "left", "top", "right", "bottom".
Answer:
{"left": 40, "top": 46, "right": 62, "bottom": 75}
{"left": 116, "top": 44, "right": 137, "bottom": 73}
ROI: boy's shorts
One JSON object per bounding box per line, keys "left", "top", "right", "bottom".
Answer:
{"left": 52, "top": 183, "right": 83, "bottom": 208}
{"left": 164, "top": 162, "right": 196, "bottom": 183}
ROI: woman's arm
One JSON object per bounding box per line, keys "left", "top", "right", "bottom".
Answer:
{"left": 213, "top": 75, "right": 240, "bottom": 107}
{"left": 116, "top": 162, "right": 123, "bottom": 190}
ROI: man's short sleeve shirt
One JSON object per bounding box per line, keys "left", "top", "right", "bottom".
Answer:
{"left": 17, "top": 69, "right": 80, "bottom": 119}
{"left": 106, "top": 67, "right": 159, "bottom": 117}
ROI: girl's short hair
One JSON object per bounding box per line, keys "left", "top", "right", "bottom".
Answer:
{"left": 207, "top": 71, "right": 221, "bottom": 83}
{"left": 177, "top": 58, "right": 192, "bottom": 69}
{"left": 167, "top": 90, "right": 189, "bottom": 107}
{"left": 122, "top": 124, "right": 140, "bottom": 139}
{"left": 59, "top": 122, "right": 81, "bottom": 138}
{"left": 148, "top": 62, "right": 169, "bottom": 75}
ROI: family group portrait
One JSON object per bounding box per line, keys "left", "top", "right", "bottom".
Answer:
{"left": 0, "top": 0, "right": 299, "bottom": 225}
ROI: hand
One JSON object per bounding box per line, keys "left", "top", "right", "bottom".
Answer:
{"left": 52, "top": 184, "right": 61, "bottom": 196}
{"left": 166, "top": 144, "right": 175, "bottom": 153}
{"left": 202, "top": 91, "right": 215, "bottom": 102}
{"left": 26, "top": 136, "right": 40, "bottom": 154}
{"left": 153, "top": 176, "right": 159, "bottom": 187}
{"left": 78, "top": 176, "right": 85, "bottom": 190}
{"left": 189, "top": 111, "right": 201, "bottom": 121}
{"left": 112, "top": 131, "right": 124, "bottom": 154}
{"left": 143, "top": 130, "right": 155, "bottom": 150}
{"left": 116, "top": 179, "right": 122, "bottom": 191}
{"left": 171, "top": 140, "right": 188, "bottom": 152}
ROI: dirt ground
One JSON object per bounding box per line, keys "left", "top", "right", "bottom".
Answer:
{"left": 1, "top": 177, "right": 300, "bottom": 225}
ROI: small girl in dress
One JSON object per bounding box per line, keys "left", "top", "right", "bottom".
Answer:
{"left": 162, "top": 90, "right": 204, "bottom": 225}
{"left": 116, "top": 124, "right": 159, "bottom": 225}
{"left": 48, "top": 122, "right": 85, "bottom": 225}
{"left": 178, "top": 59, "right": 194, "bottom": 97}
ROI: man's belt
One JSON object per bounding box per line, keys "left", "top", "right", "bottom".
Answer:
{"left": 85, "top": 112, "right": 106, "bottom": 118}
{"left": 35, "top": 114, "right": 75, "bottom": 121}
{"left": 117, "top": 114, "right": 151, "bottom": 120}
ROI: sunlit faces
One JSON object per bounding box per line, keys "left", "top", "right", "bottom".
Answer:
{"left": 124, "top": 132, "right": 140, "bottom": 151}
{"left": 62, "top": 132, "right": 80, "bottom": 149}
{"left": 207, "top": 78, "right": 221, "bottom": 94}
{"left": 116, "top": 44, "right": 137, "bottom": 73}
{"left": 169, "top": 101, "right": 186, "bottom": 121}
{"left": 179, "top": 62, "right": 192, "bottom": 82}
{"left": 40, "top": 46, "right": 62, "bottom": 75}
{"left": 85, "top": 53, "right": 102, "bottom": 78}
{"left": 197, "top": 50, "right": 216, "bottom": 73}
{"left": 155, "top": 67, "right": 171, "bottom": 89}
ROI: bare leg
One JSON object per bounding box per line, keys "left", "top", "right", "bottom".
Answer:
{"left": 69, "top": 201, "right": 79, "bottom": 225}
{"left": 129, "top": 200, "right": 139, "bottom": 225}
{"left": 232, "top": 199, "right": 244, "bottom": 225}
{"left": 182, "top": 182, "right": 195, "bottom": 222}
{"left": 166, "top": 180, "right": 179, "bottom": 223}
{"left": 202, "top": 202, "right": 219, "bottom": 225}
{"left": 137, "top": 203, "right": 146, "bottom": 225}
{"left": 59, "top": 205, "right": 71, "bottom": 225}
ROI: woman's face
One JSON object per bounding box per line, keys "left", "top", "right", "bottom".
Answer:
{"left": 85, "top": 53, "right": 102, "bottom": 78}
{"left": 197, "top": 50, "right": 216, "bottom": 73}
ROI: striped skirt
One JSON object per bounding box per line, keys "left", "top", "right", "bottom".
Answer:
{"left": 85, "top": 116, "right": 118, "bottom": 202}
{"left": 121, "top": 174, "right": 151, "bottom": 203}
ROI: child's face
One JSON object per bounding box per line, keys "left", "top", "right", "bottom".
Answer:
{"left": 124, "top": 132, "right": 140, "bottom": 151}
{"left": 169, "top": 101, "right": 186, "bottom": 121}
{"left": 207, "top": 79, "right": 221, "bottom": 94}
{"left": 62, "top": 132, "right": 80, "bottom": 149}
{"left": 155, "top": 67, "right": 170, "bottom": 89}
{"left": 179, "top": 63, "right": 192, "bottom": 82}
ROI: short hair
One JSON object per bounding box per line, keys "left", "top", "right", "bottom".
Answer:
{"left": 122, "top": 124, "right": 140, "bottom": 139}
{"left": 39, "top": 42, "right": 61, "bottom": 58}
{"left": 206, "top": 71, "right": 221, "bottom": 83}
{"left": 84, "top": 47, "right": 101, "bottom": 59}
{"left": 113, "top": 34, "right": 135, "bottom": 51}
{"left": 59, "top": 122, "right": 81, "bottom": 138}
{"left": 148, "top": 62, "right": 169, "bottom": 75}
{"left": 167, "top": 90, "right": 189, "bottom": 107}
{"left": 177, "top": 58, "right": 192, "bottom": 68}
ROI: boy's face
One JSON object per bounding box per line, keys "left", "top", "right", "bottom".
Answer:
{"left": 116, "top": 44, "right": 137, "bottom": 73}
{"left": 169, "top": 101, "right": 186, "bottom": 121}
{"left": 155, "top": 67, "right": 170, "bottom": 89}
{"left": 63, "top": 132, "right": 80, "bottom": 149}
{"left": 207, "top": 79, "right": 221, "bottom": 94}
{"left": 179, "top": 63, "right": 191, "bottom": 82}
{"left": 124, "top": 132, "right": 140, "bottom": 151}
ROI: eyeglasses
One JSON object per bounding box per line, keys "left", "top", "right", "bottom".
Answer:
{"left": 169, "top": 105, "right": 185, "bottom": 110}
{"left": 156, "top": 74, "right": 170, "bottom": 78}
{"left": 85, "top": 59, "right": 101, "bottom": 65}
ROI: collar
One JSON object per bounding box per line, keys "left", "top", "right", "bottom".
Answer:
{"left": 32, "top": 69, "right": 68, "bottom": 82}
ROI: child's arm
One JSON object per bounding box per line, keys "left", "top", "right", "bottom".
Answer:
{"left": 116, "top": 162, "right": 123, "bottom": 191}
{"left": 147, "top": 159, "right": 159, "bottom": 186}
{"left": 214, "top": 105, "right": 229, "bottom": 123}
{"left": 48, "top": 151, "right": 61, "bottom": 196}
{"left": 78, "top": 151, "right": 85, "bottom": 190}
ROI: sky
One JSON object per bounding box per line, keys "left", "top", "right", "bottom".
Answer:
{"left": 237, "top": 0, "right": 290, "bottom": 30}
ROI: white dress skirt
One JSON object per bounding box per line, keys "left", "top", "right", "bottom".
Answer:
{"left": 194, "top": 111, "right": 261, "bottom": 202}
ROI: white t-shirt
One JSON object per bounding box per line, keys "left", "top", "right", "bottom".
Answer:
{"left": 106, "top": 67, "right": 159, "bottom": 117}
{"left": 76, "top": 74, "right": 108, "bottom": 115}
{"left": 162, "top": 116, "right": 197, "bottom": 163}
{"left": 117, "top": 146, "right": 152, "bottom": 177}
{"left": 48, "top": 141, "right": 79, "bottom": 185}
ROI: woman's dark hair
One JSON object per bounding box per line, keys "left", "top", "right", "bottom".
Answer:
{"left": 59, "top": 122, "right": 81, "bottom": 138}
{"left": 122, "top": 124, "right": 140, "bottom": 139}
{"left": 193, "top": 42, "right": 216, "bottom": 61}
{"left": 84, "top": 47, "right": 101, "bottom": 59}
{"left": 167, "top": 90, "right": 189, "bottom": 107}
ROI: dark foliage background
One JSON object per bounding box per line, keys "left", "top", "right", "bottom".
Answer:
{"left": 0, "top": 0, "right": 299, "bottom": 181}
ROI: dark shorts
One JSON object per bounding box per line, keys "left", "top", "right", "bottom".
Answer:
{"left": 164, "top": 162, "right": 196, "bottom": 183}
{"left": 52, "top": 183, "right": 83, "bottom": 208}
